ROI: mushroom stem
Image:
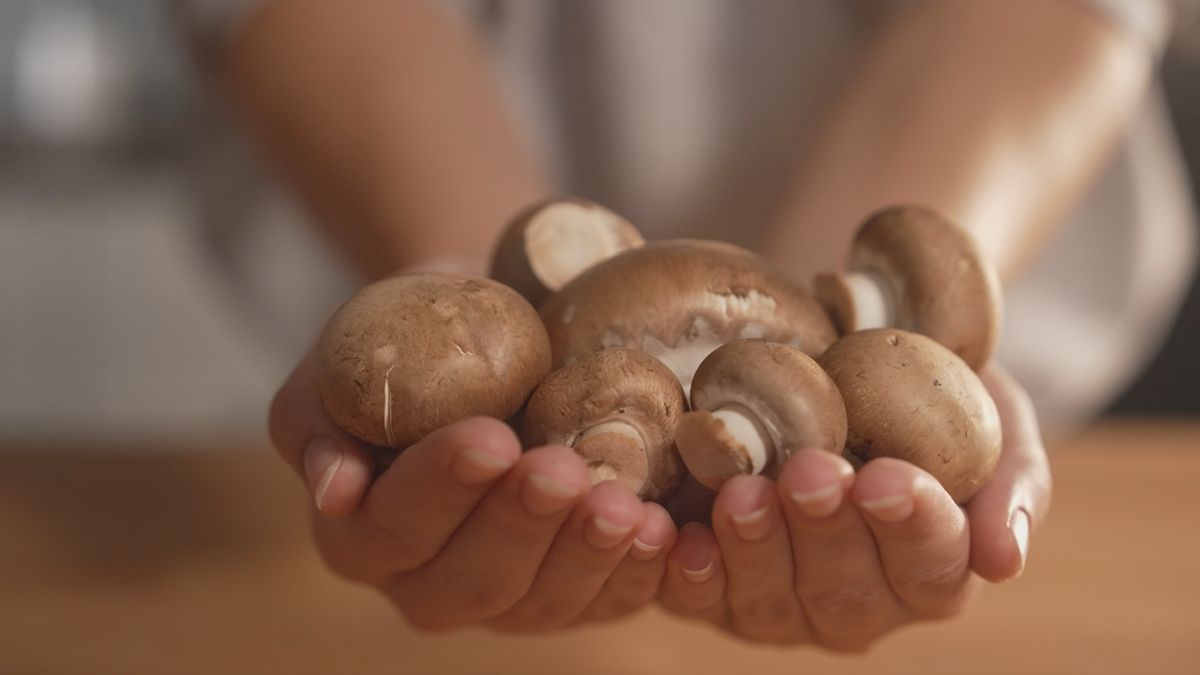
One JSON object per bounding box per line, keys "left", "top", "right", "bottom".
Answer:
{"left": 842, "top": 271, "right": 895, "bottom": 331}
{"left": 710, "top": 404, "right": 774, "bottom": 474}
{"left": 578, "top": 420, "right": 645, "bottom": 448}
{"left": 573, "top": 421, "right": 651, "bottom": 493}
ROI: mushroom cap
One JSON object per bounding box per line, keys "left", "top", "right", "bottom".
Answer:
{"left": 316, "top": 273, "right": 551, "bottom": 448}
{"left": 679, "top": 340, "right": 848, "bottom": 488}
{"left": 521, "top": 348, "right": 687, "bottom": 502}
{"left": 818, "top": 328, "right": 1002, "bottom": 503}
{"left": 816, "top": 205, "right": 1002, "bottom": 370}
{"left": 541, "top": 240, "right": 837, "bottom": 389}
{"left": 489, "top": 197, "right": 644, "bottom": 307}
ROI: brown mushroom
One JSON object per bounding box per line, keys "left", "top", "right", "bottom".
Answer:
{"left": 814, "top": 206, "right": 1003, "bottom": 370}
{"left": 818, "top": 328, "right": 1002, "bottom": 503}
{"left": 675, "top": 340, "right": 848, "bottom": 491}
{"left": 316, "top": 273, "right": 551, "bottom": 448}
{"left": 521, "top": 348, "right": 687, "bottom": 502}
{"left": 541, "top": 240, "right": 837, "bottom": 394}
{"left": 490, "top": 197, "right": 645, "bottom": 306}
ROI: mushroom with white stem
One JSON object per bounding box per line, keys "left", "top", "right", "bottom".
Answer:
{"left": 814, "top": 205, "right": 1003, "bottom": 370}
{"left": 489, "top": 197, "right": 645, "bottom": 307}
{"left": 818, "top": 328, "right": 1002, "bottom": 504}
{"left": 316, "top": 273, "right": 551, "bottom": 448}
{"left": 521, "top": 348, "right": 687, "bottom": 502}
{"left": 541, "top": 240, "right": 838, "bottom": 395}
{"left": 674, "top": 340, "right": 848, "bottom": 491}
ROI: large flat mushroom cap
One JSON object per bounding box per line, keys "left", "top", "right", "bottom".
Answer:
{"left": 818, "top": 328, "right": 1002, "bottom": 503}
{"left": 522, "top": 348, "right": 687, "bottom": 501}
{"left": 844, "top": 206, "right": 1002, "bottom": 370}
{"left": 317, "top": 274, "right": 551, "bottom": 448}
{"left": 689, "top": 340, "right": 848, "bottom": 474}
{"left": 541, "top": 240, "right": 838, "bottom": 388}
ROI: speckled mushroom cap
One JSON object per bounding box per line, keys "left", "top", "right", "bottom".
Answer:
{"left": 489, "top": 197, "right": 644, "bottom": 307}
{"left": 677, "top": 340, "right": 848, "bottom": 489}
{"left": 815, "top": 206, "right": 1003, "bottom": 370}
{"left": 541, "top": 240, "right": 838, "bottom": 391}
{"left": 316, "top": 273, "right": 551, "bottom": 448}
{"left": 818, "top": 328, "right": 1002, "bottom": 503}
{"left": 521, "top": 348, "right": 687, "bottom": 502}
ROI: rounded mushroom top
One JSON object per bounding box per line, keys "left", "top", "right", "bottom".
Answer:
{"left": 521, "top": 348, "right": 686, "bottom": 501}
{"left": 489, "top": 197, "right": 644, "bottom": 307}
{"left": 818, "top": 328, "right": 1001, "bottom": 503}
{"left": 690, "top": 340, "right": 848, "bottom": 469}
{"left": 316, "top": 273, "right": 551, "bottom": 448}
{"left": 541, "top": 240, "right": 837, "bottom": 390}
{"left": 835, "top": 206, "right": 1002, "bottom": 369}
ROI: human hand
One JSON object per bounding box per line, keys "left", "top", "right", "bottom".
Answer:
{"left": 267, "top": 349, "right": 679, "bottom": 631}
{"left": 656, "top": 362, "right": 1051, "bottom": 650}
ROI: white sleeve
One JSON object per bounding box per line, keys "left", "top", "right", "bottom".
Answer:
{"left": 1073, "top": 0, "right": 1198, "bottom": 54}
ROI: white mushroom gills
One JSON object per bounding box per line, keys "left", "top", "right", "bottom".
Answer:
{"left": 526, "top": 202, "right": 637, "bottom": 290}
{"left": 842, "top": 271, "right": 896, "bottom": 330}
{"left": 710, "top": 403, "right": 775, "bottom": 474}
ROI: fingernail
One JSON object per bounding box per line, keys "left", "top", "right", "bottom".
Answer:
{"left": 585, "top": 515, "right": 635, "bottom": 550}
{"left": 1010, "top": 508, "right": 1030, "bottom": 578}
{"left": 452, "top": 447, "right": 514, "bottom": 485}
{"left": 681, "top": 560, "right": 715, "bottom": 583}
{"left": 789, "top": 482, "right": 843, "bottom": 519}
{"left": 521, "top": 473, "right": 582, "bottom": 516}
{"left": 730, "top": 506, "right": 771, "bottom": 542}
{"left": 630, "top": 537, "right": 663, "bottom": 561}
{"left": 304, "top": 438, "right": 343, "bottom": 513}
{"left": 858, "top": 493, "right": 914, "bottom": 523}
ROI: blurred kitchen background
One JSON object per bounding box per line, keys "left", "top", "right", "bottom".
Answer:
{"left": 0, "top": 0, "right": 1196, "bottom": 448}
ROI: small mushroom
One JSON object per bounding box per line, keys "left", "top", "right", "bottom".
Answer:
{"left": 675, "top": 340, "right": 848, "bottom": 491}
{"left": 541, "top": 240, "right": 837, "bottom": 394}
{"left": 490, "top": 197, "right": 645, "bottom": 306}
{"left": 818, "top": 328, "right": 1002, "bottom": 503}
{"left": 317, "top": 273, "right": 551, "bottom": 448}
{"left": 814, "top": 205, "right": 1002, "bottom": 370}
{"left": 521, "top": 348, "right": 686, "bottom": 502}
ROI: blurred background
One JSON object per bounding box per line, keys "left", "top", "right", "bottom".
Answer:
{"left": 0, "top": 0, "right": 1196, "bottom": 449}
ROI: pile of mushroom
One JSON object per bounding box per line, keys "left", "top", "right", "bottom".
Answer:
{"left": 312, "top": 199, "right": 1006, "bottom": 507}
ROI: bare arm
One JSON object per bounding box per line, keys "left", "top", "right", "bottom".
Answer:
{"left": 213, "top": 0, "right": 546, "bottom": 279}
{"left": 768, "top": 0, "right": 1153, "bottom": 280}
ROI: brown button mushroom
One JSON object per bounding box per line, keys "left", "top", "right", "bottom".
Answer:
{"left": 675, "top": 340, "right": 848, "bottom": 491}
{"left": 818, "top": 328, "right": 1002, "bottom": 503}
{"left": 521, "top": 348, "right": 687, "bottom": 502}
{"left": 316, "top": 273, "right": 551, "bottom": 448}
{"left": 814, "top": 205, "right": 1003, "bottom": 370}
{"left": 541, "top": 240, "right": 837, "bottom": 394}
{"left": 489, "top": 197, "right": 645, "bottom": 307}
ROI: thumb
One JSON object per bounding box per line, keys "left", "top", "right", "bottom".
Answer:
{"left": 268, "top": 349, "right": 377, "bottom": 518}
{"left": 967, "top": 363, "right": 1053, "bottom": 582}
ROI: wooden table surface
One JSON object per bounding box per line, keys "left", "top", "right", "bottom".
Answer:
{"left": 2, "top": 420, "right": 1198, "bottom": 675}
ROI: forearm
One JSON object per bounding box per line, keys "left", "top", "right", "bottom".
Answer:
{"left": 214, "top": 0, "right": 546, "bottom": 279}
{"left": 768, "top": 0, "right": 1153, "bottom": 281}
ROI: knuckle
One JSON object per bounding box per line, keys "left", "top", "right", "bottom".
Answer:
{"left": 804, "top": 584, "right": 888, "bottom": 619}
{"left": 732, "top": 594, "right": 803, "bottom": 628}
{"left": 891, "top": 559, "right": 970, "bottom": 603}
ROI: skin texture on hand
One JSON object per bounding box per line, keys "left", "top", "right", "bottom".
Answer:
{"left": 656, "top": 362, "right": 1051, "bottom": 650}
{"left": 268, "top": 350, "right": 679, "bottom": 632}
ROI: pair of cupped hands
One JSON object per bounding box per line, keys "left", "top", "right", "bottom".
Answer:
{"left": 271, "top": 346, "right": 1051, "bottom": 651}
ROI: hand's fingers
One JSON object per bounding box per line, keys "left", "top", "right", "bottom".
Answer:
{"left": 577, "top": 501, "right": 678, "bottom": 624}
{"left": 775, "top": 449, "right": 905, "bottom": 650}
{"left": 268, "top": 349, "right": 376, "bottom": 516}
{"left": 658, "top": 523, "right": 728, "bottom": 626}
{"left": 488, "top": 481, "right": 645, "bottom": 631}
{"left": 386, "top": 445, "right": 590, "bottom": 631}
{"left": 710, "top": 476, "right": 810, "bottom": 645}
{"left": 852, "top": 458, "right": 977, "bottom": 619}
{"left": 314, "top": 417, "right": 522, "bottom": 581}
{"left": 969, "top": 363, "right": 1053, "bottom": 581}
